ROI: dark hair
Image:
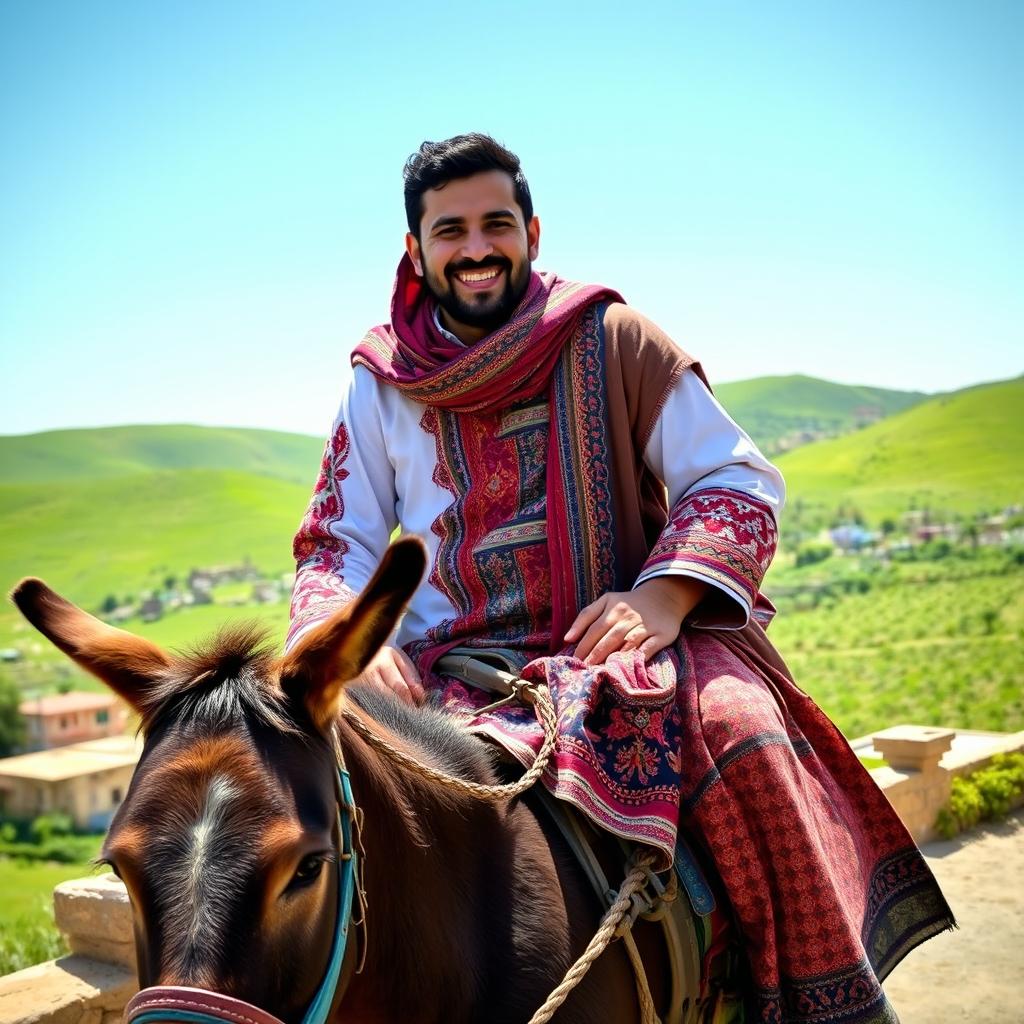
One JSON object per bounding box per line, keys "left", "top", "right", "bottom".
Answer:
{"left": 403, "top": 133, "right": 533, "bottom": 237}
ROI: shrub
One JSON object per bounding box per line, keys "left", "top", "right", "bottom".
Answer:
{"left": 29, "top": 813, "right": 74, "bottom": 844}
{"left": 796, "top": 542, "right": 833, "bottom": 568}
{"left": 0, "top": 914, "right": 67, "bottom": 976}
{"left": 935, "top": 753, "right": 1024, "bottom": 839}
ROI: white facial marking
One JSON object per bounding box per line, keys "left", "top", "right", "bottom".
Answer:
{"left": 163, "top": 774, "right": 240, "bottom": 976}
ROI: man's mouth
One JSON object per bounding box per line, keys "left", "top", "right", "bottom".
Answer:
{"left": 451, "top": 265, "right": 505, "bottom": 290}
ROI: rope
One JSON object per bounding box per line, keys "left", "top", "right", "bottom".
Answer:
{"left": 341, "top": 684, "right": 665, "bottom": 1022}
{"left": 526, "top": 853, "right": 661, "bottom": 1024}
{"left": 342, "top": 682, "right": 559, "bottom": 803}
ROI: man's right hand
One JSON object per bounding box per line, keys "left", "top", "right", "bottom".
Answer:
{"left": 354, "top": 646, "right": 425, "bottom": 706}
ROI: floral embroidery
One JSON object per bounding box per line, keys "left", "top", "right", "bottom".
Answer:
{"left": 287, "top": 422, "right": 354, "bottom": 648}
{"left": 640, "top": 487, "right": 778, "bottom": 609}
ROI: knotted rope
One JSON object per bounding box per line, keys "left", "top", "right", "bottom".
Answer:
{"left": 526, "top": 850, "right": 661, "bottom": 1024}
{"left": 342, "top": 681, "right": 559, "bottom": 802}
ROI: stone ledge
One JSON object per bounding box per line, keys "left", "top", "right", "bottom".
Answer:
{"left": 53, "top": 875, "right": 133, "bottom": 971}
{"left": 0, "top": 955, "right": 135, "bottom": 1024}
{"left": 868, "top": 727, "right": 1024, "bottom": 845}
{"left": 944, "top": 730, "right": 1024, "bottom": 778}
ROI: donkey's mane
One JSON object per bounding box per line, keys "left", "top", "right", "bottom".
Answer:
{"left": 142, "top": 622, "right": 298, "bottom": 736}
{"left": 140, "top": 622, "right": 494, "bottom": 780}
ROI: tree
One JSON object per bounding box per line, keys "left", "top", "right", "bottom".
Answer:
{"left": 0, "top": 677, "right": 26, "bottom": 757}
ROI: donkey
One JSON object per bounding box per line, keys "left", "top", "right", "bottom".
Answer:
{"left": 13, "top": 538, "right": 677, "bottom": 1024}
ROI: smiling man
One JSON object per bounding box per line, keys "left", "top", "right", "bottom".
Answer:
{"left": 288, "top": 133, "right": 952, "bottom": 1023}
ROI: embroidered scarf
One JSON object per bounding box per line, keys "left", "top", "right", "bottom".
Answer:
{"left": 351, "top": 255, "right": 621, "bottom": 414}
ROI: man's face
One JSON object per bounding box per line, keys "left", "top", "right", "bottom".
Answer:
{"left": 406, "top": 169, "right": 540, "bottom": 341}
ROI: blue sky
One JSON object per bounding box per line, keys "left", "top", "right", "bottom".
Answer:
{"left": 2, "top": 1, "right": 1020, "bottom": 437}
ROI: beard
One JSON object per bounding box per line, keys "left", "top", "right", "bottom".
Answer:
{"left": 423, "top": 255, "right": 532, "bottom": 333}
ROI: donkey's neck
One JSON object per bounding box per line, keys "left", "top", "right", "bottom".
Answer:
{"left": 335, "top": 709, "right": 508, "bottom": 1023}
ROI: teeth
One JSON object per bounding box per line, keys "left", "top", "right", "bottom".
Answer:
{"left": 458, "top": 268, "right": 501, "bottom": 283}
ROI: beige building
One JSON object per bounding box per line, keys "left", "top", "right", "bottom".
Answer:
{"left": 0, "top": 735, "right": 142, "bottom": 830}
{"left": 18, "top": 691, "right": 129, "bottom": 752}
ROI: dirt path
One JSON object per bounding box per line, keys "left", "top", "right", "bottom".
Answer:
{"left": 882, "top": 810, "right": 1024, "bottom": 1023}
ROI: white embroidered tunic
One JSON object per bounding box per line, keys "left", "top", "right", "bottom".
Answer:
{"left": 288, "top": 356, "right": 785, "bottom": 654}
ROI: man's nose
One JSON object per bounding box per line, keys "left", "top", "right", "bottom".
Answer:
{"left": 461, "top": 231, "right": 494, "bottom": 263}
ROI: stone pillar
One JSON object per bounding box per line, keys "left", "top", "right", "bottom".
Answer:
{"left": 871, "top": 726, "right": 955, "bottom": 844}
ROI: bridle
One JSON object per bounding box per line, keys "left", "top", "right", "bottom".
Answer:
{"left": 123, "top": 755, "right": 361, "bottom": 1024}
{"left": 122, "top": 662, "right": 665, "bottom": 1024}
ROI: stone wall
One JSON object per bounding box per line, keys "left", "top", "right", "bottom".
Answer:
{"left": 0, "top": 875, "right": 135, "bottom": 1024}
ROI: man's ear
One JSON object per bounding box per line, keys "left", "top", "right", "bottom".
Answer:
{"left": 526, "top": 216, "right": 541, "bottom": 262}
{"left": 10, "top": 578, "right": 171, "bottom": 712}
{"left": 405, "top": 232, "right": 424, "bottom": 276}
{"left": 277, "top": 537, "right": 427, "bottom": 730}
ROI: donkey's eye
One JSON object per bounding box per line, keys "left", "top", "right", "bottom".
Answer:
{"left": 96, "top": 858, "right": 121, "bottom": 880}
{"left": 289, "top": 854, "right": 329, "bottom": 890}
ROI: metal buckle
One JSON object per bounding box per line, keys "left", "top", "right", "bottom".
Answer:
{"left": 474, "top": 678, "right": 537, "bottom": 716}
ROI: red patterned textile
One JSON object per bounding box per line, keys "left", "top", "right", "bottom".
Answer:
{"left": 409, "top": 401, "right": 554, "bottom": 665}
{"left": 432, "top": 626, "right": 952, "bottom": 1023}
{"left": 351, "top": 254, "right": 620, "bottom": 414}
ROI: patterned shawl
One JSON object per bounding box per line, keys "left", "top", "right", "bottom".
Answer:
{"left": 351, "top": 254, "right": 621, "bottom": 415}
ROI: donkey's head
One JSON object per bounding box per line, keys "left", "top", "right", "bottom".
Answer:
{"left": 12, "top": 538, "right": 426, "bottom": 1023}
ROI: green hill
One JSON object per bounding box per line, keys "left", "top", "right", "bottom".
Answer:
{"left": 775, "top": 376, "right": 1024, "bottom": 525}
{"left": 715, "top": 375, "right": 926, "bottom": 454}
{"left": 0, "top": 424, "right": 323, "bottom": 485}
{"left": 0, "top": 469, "right": 311, "bottom": 608}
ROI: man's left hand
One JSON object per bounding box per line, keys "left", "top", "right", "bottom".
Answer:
{"left": 564, "top": 576, "right": 707, "bottom": 666}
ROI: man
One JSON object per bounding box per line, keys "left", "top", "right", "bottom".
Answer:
{"left": 289, "top": 133, "right": 952, "bottom": 1023}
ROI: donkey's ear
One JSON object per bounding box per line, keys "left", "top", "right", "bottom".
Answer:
{"left": 278, "top": 537, "right": 427, "bottom": 729}
{"left": 11, "top": 578, "right": 172, "bottom": 712}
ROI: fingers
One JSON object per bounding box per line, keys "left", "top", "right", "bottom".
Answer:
{"left": 581, "top": 619, "right": 639, "bottom": 666}
{"left": 638, "top": 634, "right": 670, "bottom": 661}
{"left": 564, "top": 597, "right": 606, "bottom": 643}
{"left": 359, "top": 648, "right": 423, "bottom": 706}
{"left": 392, "top": 648, "right": 425, "bottom": 703}
{"left": 572, "top": 598, "right": 641, "bottom": 665}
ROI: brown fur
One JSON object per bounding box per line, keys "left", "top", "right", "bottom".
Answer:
{"left": 13, "top": 539, "right": 649, "bottom": 1023}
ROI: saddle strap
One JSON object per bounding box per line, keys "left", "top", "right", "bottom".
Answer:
{"left": 534, "top": 789, "right": 703, "bottom": 1024}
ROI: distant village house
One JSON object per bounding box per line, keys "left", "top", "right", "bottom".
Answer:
{"left": 18, "top": 691, "right": 129, "bottom": 753}
{"left": 0, "top": 735, "right": 142, "bottom": 831}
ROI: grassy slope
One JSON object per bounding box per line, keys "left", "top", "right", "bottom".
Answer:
{"left": 715, "top": 374, "right": 925, "bottom": 450}
{"left": 0, "top": 469, "right": 311, "bottom": 608}
{"left": 0, "top": 425, "right": 323, "bottom": 486}
{"left": 775, "top": 376, "right": 1024, "bottom": 523}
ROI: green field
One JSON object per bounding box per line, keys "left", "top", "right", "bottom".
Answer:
{"left": 0, "top": 850, "right": 104, "bottom": 975}
{"left": 767, "top": 549, "right": 1024, "bottom": 737}
{"left": 0, "top": 470, "right": 311, "bottom": 609}
{"left": 2, "top": 599, "right": 291, "bottom": 696}
{"left": 0, "top": 424, "right": 322, "bottom": 486}
{"left": 774, "top": 376, "right": 1024, "bottom": 527}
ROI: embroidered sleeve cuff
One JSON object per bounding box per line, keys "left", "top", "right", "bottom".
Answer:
{"left": 635, "top": 487, "right": 778, "bottom": 629}
{"left": 285, "top": 568, "right": 358, "bottom": 652}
